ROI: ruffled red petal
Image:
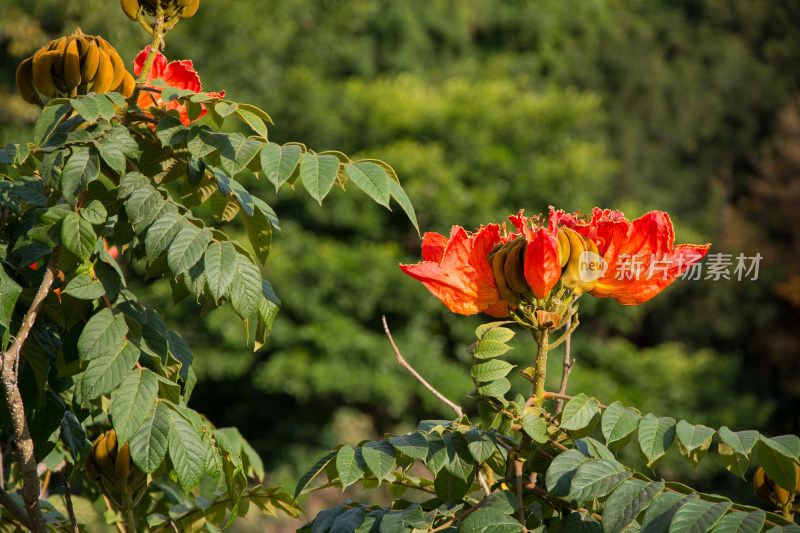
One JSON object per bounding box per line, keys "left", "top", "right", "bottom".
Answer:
{"left": 524, "top": 229, "right": 561, "bottom": 299}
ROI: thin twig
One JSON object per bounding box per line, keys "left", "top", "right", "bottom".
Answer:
{"left": 1, "top": 247, "right": 61, "bottom": 533}
{"left": 382, "top": 316, "right": 463, "bottom": 417}
{"left": 514, "top": 459, "right": 527, "bottom": 531}
{"left": 555, "top": 315, "right": 574, "bottom": 415}
{"left": 0, "top": 485, "right": 30, "bottom": 528}
{"left": 476, "top": 470, "right": 491, "bottom": 496}
{"left": 39, "top": 469, "right": 51, "bottom": 499}
{"left": 64, "top": 477, "right": 80, "bottom": 533}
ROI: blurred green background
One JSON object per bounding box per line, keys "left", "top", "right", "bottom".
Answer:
{"left": 2, "top": 0, "right": 800, "bottom": 529}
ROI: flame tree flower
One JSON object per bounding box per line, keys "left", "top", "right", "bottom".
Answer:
{"left": 401, "top": 206, "right": 710, "bottom": 405}
{"left": 565, "top": 208, "right": 711, "bottom": 305}
{"left": 133, "top": 46, "right": 224, "bottom": 125}
{"left": 400, "top": 225, "right": 508, "bottom": 318}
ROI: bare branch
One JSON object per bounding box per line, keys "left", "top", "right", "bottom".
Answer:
{"left": 555, "top": 315, "right": 574, "bottom": 415}
{"left": 382, "top": 316, "right": 463, "bottom": 418}
{"left": 477, "top": 470, "right": 491, "bottom": 496}
{"left": 63, "top": 478, "right": 80, "bottom": 533}
{"left": 1, "top": 246, "right": 61, "bottom": 533}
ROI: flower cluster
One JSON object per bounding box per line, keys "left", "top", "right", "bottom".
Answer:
{"left": 401, "top": 207, "right": 710, "bottom": 318}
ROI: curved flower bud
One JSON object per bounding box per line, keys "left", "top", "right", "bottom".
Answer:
{"left": 400, "top": 225, "right": 507, "bottom": 317}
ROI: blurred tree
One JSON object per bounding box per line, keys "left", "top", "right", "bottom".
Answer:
{"left": 2, "top": 1, "right": 799, "bottom": 517}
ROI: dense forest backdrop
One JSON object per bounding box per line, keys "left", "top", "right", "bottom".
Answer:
{"left": 2, "top": 1, "right": 800, "bottom": 530}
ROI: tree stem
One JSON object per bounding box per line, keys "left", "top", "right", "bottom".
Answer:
{"left": 532, "top": 329, "right": 549, "bottom": 406}
{"left": 0, "top": 247, "right": 60, "bottom": 533}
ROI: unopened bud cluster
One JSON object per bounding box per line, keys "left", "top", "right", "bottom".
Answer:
{"left": 121, "top": 0, "right": 200, "bottom": 20}
{"left": 15, "top": 29, "right": 134, "bottom": 105}
{"left": 754, "top": 466, "right": 800, "bottom": 513}
{"left": 84, "top": 429, "right": 147, "bottom": 505}
{"left": 488, "top": 227, "right": 601, "bottom": 306}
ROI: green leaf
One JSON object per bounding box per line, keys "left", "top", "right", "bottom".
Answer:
{"left": 676, "top": 421, "right": 715, "bottom": 468}
{"left": 710, "top": 511, "right": 765, "bottom": 533}
{"left": 130, "top": 400, "right": 171, "bottom": 473}
{"left": 242, "top": 205, "right": 273, "bottom": 265}
{"left": 562, "top": 512, "right": 603, "bottom": 533}
{"left": 443, "top": 432, "right": 475, "bottom": 481}
{"left": 294, "top": 450, "right": 337, "bottom": 500}
{"left": 426, "top": 431, "right": 448, "bottom": 475}
{"left": 388, "top": 179, "right": 419, "bottom": 235}
{"left": 361, "top": 440, "right": 396, "bottom": 483}
{"left": 203, "top": 241, "right": 238, "bottom": 302}
{"left": 460, "top": 507, "right": 523, "bottom": 533}
{"left": 300, "top": 152, "right": 340, "bottom": 204}
{"left": 472, "top": 359, "right": 515, "bottom": 382}
{"left": 433, "top": 468, "right": 474, "bottom": 502}
{"left": 228, "top": 252, "right": 262, "bottom": 319}
{"left": 330, "top": 507, "right": 366, "bottom": 533}
{"left": 757, "top": 436, "right": 800, "bottom": 491}
{"left": 234, "top": 108, "right": 270, "bottom": 139}
{"left": 344, "top": 162, "right": 391, "bottom": 207}
{"left": 520, "top": 414, "right": 549, "bottom": 443}
{"left": 640, "top": 492, "right": 698, "bottom": 533}
{"left": 60, "top": 411, "right": 91, "bottom": 462}
{"left": 35, "top": 104, "right": 70, "bottom": 146}
{"left": 104, "top": 125, "right": 139, "bottom": 159}
{"left": 260, "top": 142, "right": 303, "bottom": 190}
{"left": 602, "top": 480, "right": 664, "bottom": 533}
{"left": 669, "top": 500, "right": 731, "bottom": 533}
{"left": 77, "top": 308, "right": 127, "bottom": 361}
{"left": 545, "top": 448, "right": 593, "bottom": 497}
{"left": 481, "top": 326, "right": 515, "bottom": 343}
{"left": 561, "top": 394, "right": 601, "bottom": 436}
{"left": 336, "top": 445, "right": 366, "bottom": 489}
{"left": 61, "top": 212, "right": 96, "bottom": 260}
{"left": 167, "top": 404, "right": 206, "bottom": 491}
{"left": 568, "top": 459, "right": 630, "bottom": 501}
{"left": 166, "top": 331, "right": 193, "bottom": 381}
{"left": 477, "top": 378, "right": 511, "bottom": 400}
{"left": 167, "top": 225, "right": 213, "bottom": 275}
{"left": 81, "top": 199, "right": 107, "bottom": 225}
{"left": 79, "top": 340, "right": 139, "bottom": 400}
{"left": 155, "top": 115, "right": 189, "bottom": 146}
{"left": 70, "top": 95, "right": 100, "bottom": 122}
{"left": 63, "top": 274, "right": 105, "bottom": 300}
{"left": 61, "top": 147, "right": 100, "bottom": 203}
{"left": 465, "top": 429, "right": 496, "bottom": 463}
{"left": 473, "top": 339, "right": 512, "bottom": 359}
{"left": 254, "top": 280, "right": 280, "bottom": 350}
{"left": 110, "top": 368, "right": 159, "bottom": 444}
{"left": 220, "top": 133, "right": 262, "bottom": 177}
{"left": 95, "top": 135, "right": 126, "bottom": 173}
{"left": 388, "top": 432, "right": 428, "bottom": 461}
{"left": 0, "top": 267, "right": 23, "bottom": 330}
{"left": 638, "top": 414, "right": 677, "bottom": 469}
{"left": 602, "top": 402, "right": 641, "bottom": 452}
{"left": 29, "top": 391, "right": 65, "bottom": 462}
{"left": 717, "top": 427, "right": 758, "bottom": 479}
{"left": 145, "top": 213, "right": 186, "bottom": 263}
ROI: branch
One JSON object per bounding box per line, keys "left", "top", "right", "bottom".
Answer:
{"left": 63, "top": 478, "right": 79, "bottom": 533}
{"left": 0, "top": 486, "right": 30, "bottom": 529}
{"left": 555, "top": 315, "right": 574, "bottom": 415}
{"left": 476, "top": 470, "right": 491, "bottom": 496}
{"left": 1, "top": 247, "right": 60, "bottom": 533}
{"left": 382, "top": 316, "right": 463, "bottom": 418}
{"left": 513, "top": 459, "right": 527, "bottom": 531}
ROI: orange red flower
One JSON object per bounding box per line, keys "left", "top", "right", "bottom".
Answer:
{"left": 400, "top": 225, "right": 508, "bottom": 317}
{"left": 402, "top": 207, "right": 711, "bottom": 315}
{"left": 133, "top": 46, "right": 224, "bottom": 125}
{"left": 565, "top": 208, "right": 710, "bottom": 305}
